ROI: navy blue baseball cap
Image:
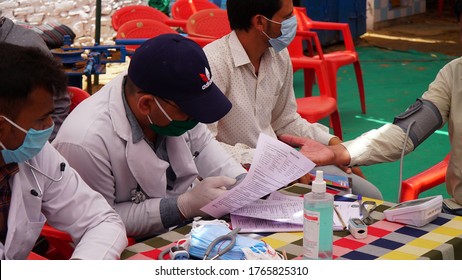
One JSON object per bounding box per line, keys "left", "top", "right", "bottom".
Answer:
{"left": 128, "top": 34, "right": 232, "bottom": 123}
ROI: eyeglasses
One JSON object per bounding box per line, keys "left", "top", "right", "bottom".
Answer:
{"left": 360, "top": 201, "right": 377, "bottom": 225}
{"left": 157, "top": 97, "right": 180, "bottom": 110}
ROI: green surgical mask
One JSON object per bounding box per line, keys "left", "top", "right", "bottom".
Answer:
{"left": 148, "top": 97, "right": 198, "bottom": 137}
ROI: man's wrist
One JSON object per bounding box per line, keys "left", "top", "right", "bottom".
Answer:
{"left": 329, "top": 143, "right": 351, "bottom": 166}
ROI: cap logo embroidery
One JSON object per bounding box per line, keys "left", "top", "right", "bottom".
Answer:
{"left": 200, "top": 68, "right": 213, "bottom": 90}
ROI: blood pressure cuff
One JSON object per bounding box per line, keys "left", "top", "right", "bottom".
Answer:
{"left": 393, "top": 98, "right": 442, "bottom": 149}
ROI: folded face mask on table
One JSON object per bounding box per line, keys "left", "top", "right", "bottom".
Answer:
{"left": 186, "top": 219, "right": 283, "bottom": 260}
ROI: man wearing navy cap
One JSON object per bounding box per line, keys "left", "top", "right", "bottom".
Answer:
{"left": 53, "top": 34, "right": 247, "bottom": 239}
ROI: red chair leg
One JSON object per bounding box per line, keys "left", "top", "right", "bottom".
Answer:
{"left": 438, "top": 0, "right": 444, "bottom": 17}
{"left": 303, "top": 68, "right": 316, "bottom": 97}
{"left": 330, "top": 110, "right": 343, "bottom": 140}
{"left": 353, "top": 61, "right": 367, "bottom": 114}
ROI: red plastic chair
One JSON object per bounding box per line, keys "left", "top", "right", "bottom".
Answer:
{"left": 186, "top": 8, "right": 230, "bottom": 39}
{"left": 40, "top": 224, "right": 75, "bottom": 259}
{"left": 68, "top": 86, "right": 90, "bottom": 112}
{"left": 171, "top": 0, "right": 219, "bottom": 32}
{"left": 111, "top": 5, "right": 186, "bottom": 31}
{"left": 115, "top": 19, "right": 178, "bottom": 53}
{"left": 289, "top": 31, "right": 343, "bottom": 139}
{"left": 293, "top": 7, "right": 366, "bottom": 114}
{"left": 27, "top": 251, "right": 48, "bottom": 260}
{"left": 115, "top": 19, "right": 214, "bottom": 52}
{"left": 399, "top": 153, "right": 450, "bottom": 202}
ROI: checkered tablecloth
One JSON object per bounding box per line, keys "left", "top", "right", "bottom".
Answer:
{"left": 121, "top": 185, "right": 462, "bottom": 260}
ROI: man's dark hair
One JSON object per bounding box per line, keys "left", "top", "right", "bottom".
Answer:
{"left": 226, "top": 0, "right": 282, "bottom": 31}
{"left": 0, "top": 42, "right": 67, "bottom": 119}
{"left": 456, "top": 0, "right": 462, "bottom": 22}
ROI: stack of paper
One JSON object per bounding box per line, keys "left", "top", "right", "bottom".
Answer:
{"left": 230, "top": 192, "right": 362, "bottom": 233}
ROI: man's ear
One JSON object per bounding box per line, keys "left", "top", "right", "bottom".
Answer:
{"left": 137, "top": 94, "right": 155, "bottom": 115}
{"left": 252, "top": 14, "right": 265, "bottom": 32}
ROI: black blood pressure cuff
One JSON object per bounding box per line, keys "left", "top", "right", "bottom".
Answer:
{"left": 393, "top": 98, "right": 442, "bottom": 149}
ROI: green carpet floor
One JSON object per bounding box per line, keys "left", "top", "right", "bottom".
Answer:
{"left": 293, "top": 46, "right": 455, "bottom": 202}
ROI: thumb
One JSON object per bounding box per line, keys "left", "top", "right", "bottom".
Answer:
{"left": 202, "top": 176, "right": 237, "bottom": 188}
{"left": 278, "top": 134, "right": 306, "bottom": 147}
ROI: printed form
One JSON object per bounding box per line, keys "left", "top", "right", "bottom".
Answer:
{"left": 230, "top": 194, "right": 361, "bottom": 232}
{"left": 230, "top": 192, "right": 304, "bottom": 232}
{"left": 201, "top": 133, "right": 315, "bottom": 218}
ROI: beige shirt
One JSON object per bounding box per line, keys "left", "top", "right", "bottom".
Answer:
{"left": 203, "top": 31, "right": 335, "bottom": 163}
{"left": 343, "top": 56, "right": 462, "bottom": 205}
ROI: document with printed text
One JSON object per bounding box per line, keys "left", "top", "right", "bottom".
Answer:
{"left": 232, "top": 199, "right": 304, "bottom": 224}
{"left": 229, "top": 192, "right": 362, "bottom": 232}
{"left": 201, "top": 133, "right": 315, "bottom": 218}
{"left": 230, "top": 214, "right": 303, "bottom": 233}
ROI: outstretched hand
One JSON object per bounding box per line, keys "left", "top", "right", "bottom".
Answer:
{"left": 278, "top": 134, "right": 335, "bottom": 166}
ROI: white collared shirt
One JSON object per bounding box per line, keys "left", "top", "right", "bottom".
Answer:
{"left": 204, "top": 31, "right": 334, "bottom": 163}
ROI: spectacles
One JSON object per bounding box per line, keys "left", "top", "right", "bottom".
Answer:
{"left": 360, "top": 201, "right": 377, "bottom": 225}
{"left": 157, "top": 97, "right": 180, "bottom": 110}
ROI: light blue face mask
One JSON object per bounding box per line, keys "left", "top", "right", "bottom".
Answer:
{"left": 187, "top": 220, "right": 271, "bottom": 260}
{"left": 0, "top": 116, "right": 54, "bottom": 163}
{"left": 262, "top": 15, "right": 298, "bottom": 52}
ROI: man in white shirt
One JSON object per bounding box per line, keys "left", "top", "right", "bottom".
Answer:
{"left": 0, "top": 43, "right": 128, "bottom": 259}
{"left": 203, "top": 0, "right": 382, "bottom": 199}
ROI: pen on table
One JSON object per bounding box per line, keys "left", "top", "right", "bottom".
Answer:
{"left": 334, "top": 205, "right": 347, "bottom": 230}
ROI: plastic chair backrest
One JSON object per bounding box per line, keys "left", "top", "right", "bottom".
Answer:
{"left": 112, "top": 5, "right": 170, "bottom": 31}
{"left": 399, "top": 153, "right": 450, "bottom": 202}
{"left": 116, "top": 19, "right": 178, "bottom": 52}
{"left": 292, "top": 6, "right": 366, "bottom": 114}
{"left": 287, "top": 31, "right": 342, "bottom": 138}
{"left": 171, "top": 0, "right": 219, "bottom": 21}
{"left": 186, "top": 8, "right": 230, "bottom": 39}
{"left": 287, "top": 35, "right": 305, "bottom": 58}
{"left": 68, "top": 86, "right": 90, "bottom": 112}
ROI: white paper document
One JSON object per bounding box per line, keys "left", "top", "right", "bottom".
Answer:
{"left": 229, "top": 192, "right": 361, "bottom": 232}
{"left": 230, "top": 214, "right": 303, "bottom": 233}
{"left": 232, "top": 199, "right": 304, "bottom": 224}
{"left": 267, "top": 191, "right": 304, "bottom": 201}
{"left": 201, "top": 133, "right": 315, "bottom": 218}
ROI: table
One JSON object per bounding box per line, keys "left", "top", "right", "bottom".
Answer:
{"left": 121, "top": 185, "right": 462, "bottom": 260}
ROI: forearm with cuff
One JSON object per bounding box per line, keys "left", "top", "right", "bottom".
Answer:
{"left": 160, "top": 197, "right": 186, "bottom": 229}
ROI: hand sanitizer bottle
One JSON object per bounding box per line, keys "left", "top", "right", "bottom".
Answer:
{"left": 303, "top": 170, "right": 334, "bottom": 259}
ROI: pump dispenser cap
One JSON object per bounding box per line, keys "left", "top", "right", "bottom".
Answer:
{"left": 312, "top": 170, "right": 326, "bottom": 193}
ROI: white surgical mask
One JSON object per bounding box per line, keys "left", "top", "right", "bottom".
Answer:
{"left": 262, "top": 15, "right": 298, "bottom": 52}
